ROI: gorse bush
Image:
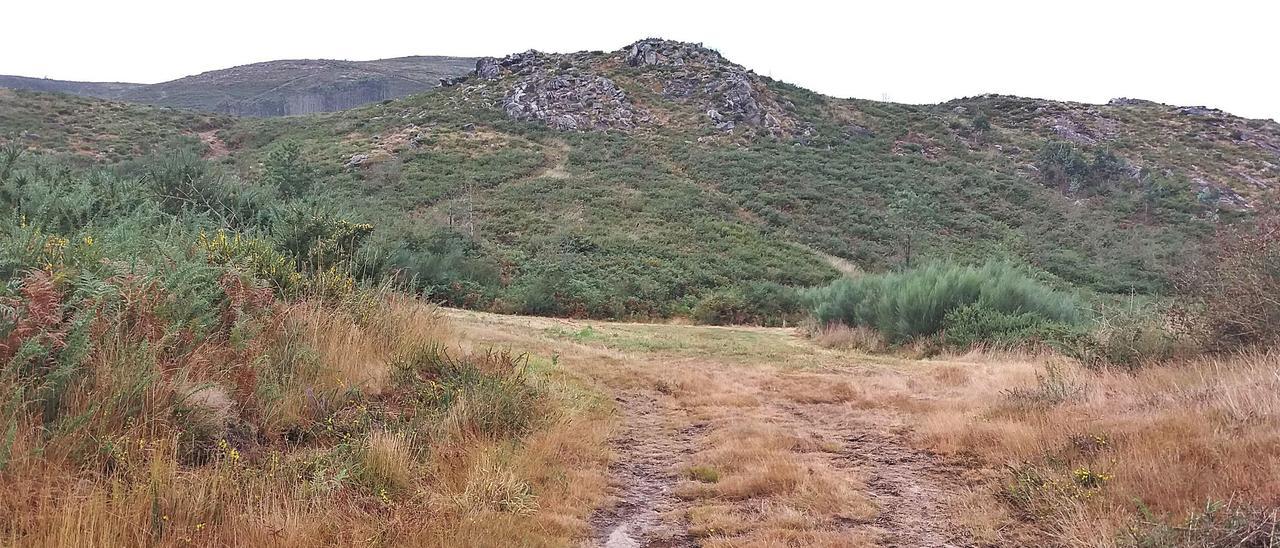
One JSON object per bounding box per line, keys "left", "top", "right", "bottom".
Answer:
{"left": 692, "top": 281, "right": 805, "bottom": 326}
{"left": 809, "top": 262, "right": 1083, "bottom": 343}
{"left": 941, "top": 303, "right": 1082, "bottom": 349}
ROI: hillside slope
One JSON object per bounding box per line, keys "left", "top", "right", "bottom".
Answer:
{"left": 0, "top": 74, "right": 143, "bottom": 99}
{"left": 0, "top": 88, "right": 230, "bottom": 162}
{"left": 0, "top": 56, "right": 476, "bottom": 116}
{"left": 4, "top": 38, "right": 1279, "bottom": 319}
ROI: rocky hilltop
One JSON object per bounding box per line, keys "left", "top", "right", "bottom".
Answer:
{"left": 448, "top": 39, "right": 811, "bottom": 137}
{"left": 425, "top": 38, "right": 1278, "bottom": 209}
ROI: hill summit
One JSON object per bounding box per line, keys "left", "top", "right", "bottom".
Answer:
{"left": 446, "top": 39, "right": 809, "bottom": 136}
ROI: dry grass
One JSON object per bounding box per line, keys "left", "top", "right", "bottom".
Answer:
{"left": 813, "top": 323, "right": 887, "bottom": 353}
{"left": 0, "top": 295, "right": 611, "bottom": 547}
{"left": 285, "top": 295, "right": 453, "bottom": 395}
{"left": 902, "top": 350, "right": 1280, "bottom": 545}
{"left": 675, "top": 421, "right": 875, "bottom": 545}
{"left": 422, "top": 309, "right": 1280, "bottom": 546}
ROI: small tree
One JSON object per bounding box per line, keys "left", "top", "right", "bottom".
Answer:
{"left": 270, "top": 203, "right": 373, "bottom": 272}
{"left": 1036, "top": 141, "right": 1088, "bottom": 194}
{"left": 888, "top": 189, "right": 935, "bottom": 268}
{"left": 263, "top": 141, "right": 312, "bottom": 199}
{"left": 972, "top": 113, "right": 992, "bottom": 133}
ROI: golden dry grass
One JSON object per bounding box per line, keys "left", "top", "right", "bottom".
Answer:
{"left": 1, "top": 297, "right": 611, "bottom": 547}
{"left": 14, "top": 298, "right": 1274, "bottom": 547}
{"left": 900, "top": 350, "right": 1280, "bottom": 545}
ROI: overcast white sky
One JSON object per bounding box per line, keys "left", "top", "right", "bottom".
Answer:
{"left": 5, "top": 0, "right": 1277, "bottom": 120}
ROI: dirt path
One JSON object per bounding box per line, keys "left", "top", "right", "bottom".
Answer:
{"left": 589, "top": 391, "right": 699, "bottom": 548}
{"left": 197, "top": 130, "right": 230, "bottom": 159}
{"left": 584, "top": 362, "right": 972, "bottom": 546}
{"left": 535, "top": 138, "right": 570, "bottom": 179}
{"left": 781, "top": 403, "right": 970, "bottom": 547}
{"left": 445, "top": 310, "right": 972, "bottom": 547}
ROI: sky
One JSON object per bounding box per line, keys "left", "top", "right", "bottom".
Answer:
{"left": 5, "top": 0, "right": 1278, "bottom": 121}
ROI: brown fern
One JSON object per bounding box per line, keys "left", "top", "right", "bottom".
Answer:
{"left": 0, "top": 270, "right": 68, "bottom": 363}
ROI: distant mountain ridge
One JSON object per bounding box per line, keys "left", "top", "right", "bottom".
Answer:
{"left": 0, "top": 56, "right": 477, "bottom": 116}
{"left": 0, "top": 74, "right": 144, "bottom": 99}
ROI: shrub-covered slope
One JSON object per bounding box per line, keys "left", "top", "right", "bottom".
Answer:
{"left": 4, "top": 38, "right": 1279, "bottom": 320}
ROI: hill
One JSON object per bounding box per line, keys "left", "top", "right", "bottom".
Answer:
{"left": 0, "top": 56, "right": 476, "bottom": 116}
{"left": 4, "top": 38, "right": 1279, "bottom": 319}
{"left": 0, "top": 74, "right": 143, "bottom": 99}
{"left": 3, "top": 37, "right": 1280, "bottom": 548}
{"left": 0, "top": 88, "right": 229, "bottom": 162}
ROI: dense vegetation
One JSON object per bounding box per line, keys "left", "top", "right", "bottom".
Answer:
{"left": 10, "top": 42, "right": 1277, "bottom": 325}
{"left": 0, "top": 144, "right": 595, "bottom": 544}
{"left": 808, "top": 262, "right": 1082, "bottom": 344}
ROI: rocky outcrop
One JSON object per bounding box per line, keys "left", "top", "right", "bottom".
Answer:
{"left": 625, "top": 39, "right": 726, "bottom": 67}
{"left": 466, "top": 39, "right": 809, "bottom": 137}
{"left": 620, "top": 39, "right": 807, "bottom": 137}
{"left": 504, "top": 73, "right": 650, "bottom": 130}
{"left": 473, "top": 50, "right": 651, "bottom": 131}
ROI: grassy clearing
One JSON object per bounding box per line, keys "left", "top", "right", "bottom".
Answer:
{"left": 499, "top": 307, "right": 1280, "bottom": 546}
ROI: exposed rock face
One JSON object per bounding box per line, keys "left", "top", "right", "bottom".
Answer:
{"left": 476, "top": 57, "right": 503, "bottom": 80}
{"left": 474, "top": 50, "right": 651, "bottom": 131}
{"left": 504, "top": 73, "right": 650, "bottom": 130}
{"left": 625, "top": 39, "right": 724, "bottom": 67}
{"left": 223, "top": 79, "right": 395, "bottom": 117}
{"left": 467, "top": 39, "right": 808, "bottom": 137}
{"left": 620, "top": 39, "right": 807, "bottom": 136}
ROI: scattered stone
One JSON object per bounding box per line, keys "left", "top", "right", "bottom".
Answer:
{"left": 843, "top": 124, "right": 874, "bottom": 139}
{"left": 1107, "top": 97, "right": 1156, "bottom": 107}
{"left": 1051, "top": 121, "right": 1097, "bottom": 146}
{"left": 343, "top": 153, "right": 369, "bottom": 168}
{"left": 1178, "top": 106, "right": 1224, "bottom": 117}
{"left": 440, "top": 75, "right": 468, "bottom": 87}
{"left": 1194, "top": 177, "right": 1252, "bottom": 209}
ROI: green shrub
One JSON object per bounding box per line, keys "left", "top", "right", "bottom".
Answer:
{"left": 391, "top": 345, "right": 545, "bottom": 439}
{"left": 942, "top": 303, "right": 1082, "bottom": 349}
{"left": 262, "top": 141, "right": 314, "bottom": 199}
{"left": 691, "top": 282, "right": 804, "bottom": 326}
{"left": 809, "top": 262, "right": 1083, "bottom": 343}
{"left": 687, "top": 465, "right": 720, "bottom": 483}
{"left": 691, "top": 290, "right": 749, "bottom": 325}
